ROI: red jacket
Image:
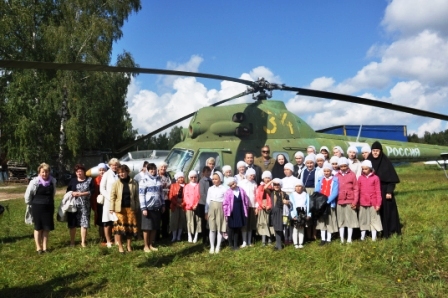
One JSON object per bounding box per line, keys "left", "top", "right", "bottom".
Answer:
{"left": 358, "top": 173, "right": 382, "bottom": 207}
{"left": 255, "top": 184, "right": 272, "bottom": 210}
{"left": 168, "top": 183, "right": 186, "bottom": 211}
{"left": 335, "top": 170, "right": 359, "bottom": 205}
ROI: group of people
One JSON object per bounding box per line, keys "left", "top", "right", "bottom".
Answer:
{"left": 24, "top": 140, "right": 401, "bottom": 254}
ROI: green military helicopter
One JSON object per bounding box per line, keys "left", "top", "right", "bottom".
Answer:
{"left": 1, "top": 60, "right": 448, "bottom": 178}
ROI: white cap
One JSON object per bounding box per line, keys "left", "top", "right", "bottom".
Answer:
{"left": 174, "top": 172, "right": 184, "bottom": 180}
{"left": 305, "top": 154, "right": 316, "bottom": 163}
{"left": 272, "top": 178, "right": 283, "bottom": 186}
{"left": 294, "top": 151, "right": 304, "bottom": 158}
{"left": 315, "top": 153, "right": 325, "bottom": 161}
{"left": 214, "top": 171, "right": 223, "bottom": 181}
{"left": 361, "top": 160, "right": 373, "bottom": 168}
{"left": 245, "top": 168, "right": 256, "bottom": 177}
{"left": 295, "top": 180, "right": 304, "bottom": 187}
{"left": 227, "top": 177, "right": 236, "bottom": 186}
{"left": 333, "top": 146, "right": 344, "bottom": 155}
{"left": 222, "top": 165, "right": 231, "bottom": 173}
{"left": 347, "top": 146, "right": 358, "bottom": 154}
{"left": 307, "top": 145, "right": 316, "bottom": 153}
{"left": 262, "top": 171, "right": 272, "bottom": 179}
{"left": 338, "top": 157, "right": 349, "bottom": 166}
{"left": 330, "top": 156, "right": 339, "bottom": 164}
{"left": 236, "top": 161, "right": 247, "bottom": 169}
{"left": 323, "top": 161, "right": 333, "bottom": 170}
{"left": 284, "top": 163, "right": 294, "bottom": 171}
{"left": 319, "top": 146, "right": 329, "bottom": 153}
{"left": 188, "top": 170, "right": 197, "bottom": 178}
{"left": 361, "top": 145, "right": 371, "bottom": 153}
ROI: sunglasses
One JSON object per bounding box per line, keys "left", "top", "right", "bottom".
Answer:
{"left": 262, "top": 150, "right": 270, "bottom": 153}
{"left": 273, "top": 183, "right": 280, "bottom": 186}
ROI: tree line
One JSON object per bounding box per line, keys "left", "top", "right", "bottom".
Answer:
{"left": 408, "top": 129, "right": 448, "bottom": 146}
{"left": 0, "top": 0, "right": 142, "bottom": 171}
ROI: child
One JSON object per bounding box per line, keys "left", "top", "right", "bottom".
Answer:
{"left": 234, "top": 161, "right": 246, "bottom": 184}
{"left": 335, "top": 157, "right": 359, "bottom": 243}
{"left": 358, "top": 160, "right": 382, "bottom": 241}
{"left": 361, "top": 145, "right": 371, "bottom": 161}
{"left": 302, "top": 154, "right": 317, "bottom": 241}
{"left": 222, "top": 165, "right": 233, "bottom": 188}
{"left": 223, "top": 177, "right": 249, "bottom": 251}
{"left": 256, "top": 171, "right": 274, "bottom": 246}
{"left": 264, "top": 178, "right": 290, "bottom": 250}
{"left": 330, "top": 156, "right": 339, "bottom": 176}
{"left": 205, "top": 171, "right": 227, "bottom": 253}
{"left": 315, "top": 153, "right": 326, "bottom": 184}
{"left": 347, "top": 146, "right": 362, "bottom": 178}
{"left": 320, "top": 146, "right": 330, "bottom": 161}
{"left": 168, "top": 172, "right": 186, "bottom": 242}
{"left": 238, "top": 168, "right": 258, "bottom": 247}
{"left": 289, "top": 180, "right": 310, "bottom": 248}
{"left": 183, "top": 171, "right": 201, "bottom": 243}
{"left": 199, "top": 166, "right": 212, "bottom": 244}
{"left": 315, "top": 162, "right": 339, "bottom": 245}
{"left": 333, "top": 146, "right": 344, "bottom": 157}
{"left": 281, "top": 163, "right": 300, "bottom": 244}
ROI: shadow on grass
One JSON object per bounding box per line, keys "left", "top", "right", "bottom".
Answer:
{"left": 0, "top": 273, "right": 106, "bottom": 298}
{"left": 137, "top": 243, "right": 206, "bottom": 268}
{"left": 0, "top": 234, "right": 33, "bottom": 244}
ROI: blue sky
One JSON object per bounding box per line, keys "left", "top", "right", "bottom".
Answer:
{"left": 112, "top": 0, "right": 448, "bottom": 137}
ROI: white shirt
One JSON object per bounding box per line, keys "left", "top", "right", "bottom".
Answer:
{"left": 281, "top": 175, "right": 301, "bottom": 194}
{"left": 205, "top": 184, "right": 227, "bottom": 213}
{"left": 238, "top": 179, "right": 257, "bottom": 207}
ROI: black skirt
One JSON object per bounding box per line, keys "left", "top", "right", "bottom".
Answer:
{"left": 141, "top": 210, "right": 162, "bottom": 231}
{"left": 31, "top": 204, "right": 54, "bottom": 231}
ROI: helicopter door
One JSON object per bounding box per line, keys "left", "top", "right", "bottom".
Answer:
{"left": 192, "top": 150, "right": 222, "bottom": 176}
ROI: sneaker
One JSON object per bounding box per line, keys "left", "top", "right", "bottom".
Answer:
{"left": 209, "top": 248, "right": 215, "bottom": 254}
{"left": 150, "top": 247, "right": 158, "bottom": 251}
{"left": 106, "top": 242, "right": 112, "bottom": 248}
{"left": 294, "top": 245, "right": 299, "bottom": 249}
{"left": 240, "top": 242, "right": 247, "bottom": 248}
{"left": 319, "top": 240, "right": 326, "bottom": 246}
{"left": 298, "top": 245, "right": 304, "bottom": 249}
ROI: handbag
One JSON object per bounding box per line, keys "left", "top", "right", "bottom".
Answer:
{"left": 97, "top": 194, "right": 104, "bottom": 204}
{"left": 309, "top": 192, "right": 329, "bottom": 218}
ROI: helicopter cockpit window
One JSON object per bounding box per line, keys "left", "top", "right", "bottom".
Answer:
{"left": 166, "top": 149, "right": 194, "bottom": 173}
{"left": 272, "top": 151, "right": 291, "bottom": 163}
{"left": 192, "top": 152, "right": 222, "bottom": 174}
{"left": 232, "top": 112, "right": 245, "bottom": 123}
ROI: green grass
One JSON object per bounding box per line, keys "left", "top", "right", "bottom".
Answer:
{"left": 1, "top": 163, "right": 447, "bottom": 297}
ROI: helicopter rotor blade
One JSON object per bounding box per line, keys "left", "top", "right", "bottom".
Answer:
{"left": 281, "top": 86, "right": 448, "bottom": 122}
{"left": 0, "top": 60, "right": 255, "bottom": 87}
{"left": 115, "top": 91, "right": 249, "bottom": 153}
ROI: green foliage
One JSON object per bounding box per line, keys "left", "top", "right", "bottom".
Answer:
{"left": 1, "top": 163, "right": 448, "bottom": 297}
{"left": 0, "top": 0, "right": 141, "bottom": 169}
{"left": 131, "top": 126, "right": 184, "bottom": 151}
{"left": 408, "top": 129, "right": 448, "bottom": 146}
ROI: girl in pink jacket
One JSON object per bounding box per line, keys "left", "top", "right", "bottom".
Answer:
{"left": 357, "top": 160, "right": 383, "bottom": 241}
{"left": 183, "top": 171, "right": 201, "bottom": 243}
{"left": 335, "top": 157, "right": 359, "bottom": 243}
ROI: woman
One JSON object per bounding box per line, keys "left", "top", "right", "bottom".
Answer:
{"left": 169, "top": 172, "right": 187, "bottom": 242}
{"left": 109, "top": 165, "right": 139, "bottom": 253}
{"left": 24, "top": 163, "right": 57, "bottom": 253}
{"left": 139, "top": 163, "right": 165, "bottom": 252}
{"left": 91, "top": 163, "right": 107, "bottom": 245}
{"left": 158, "top": 161, "right": 172, "bottom": 239}
{"left": 66, "top": 164, "right": 93, "bottom": 247}
{"left": 206, "top": 157, "right": 216, "bottom": 175}
{"left": 223, "top": 177, "right": 249, "bottom": 251}
{"left": 271, "top": 154, "right": 288, "bottom": 179}
{"left": 368, "top": 141, "right": 401, "bottom": 238}
{"left": 256, "top": 171, "right": 274, "bottom": 246}
{"left": 100, "top": 158, "right": 120, "bottom": 247}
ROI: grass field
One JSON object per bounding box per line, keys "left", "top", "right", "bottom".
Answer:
{"left": 0, "top": 163, "right": 447, "bottom": 297}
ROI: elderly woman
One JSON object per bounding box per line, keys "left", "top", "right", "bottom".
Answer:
{"left": 169, "top": 172, "right": 187, "bottom": 242}
{"left": 265, "top": 178, "right": 290, "bottom": 250}
{"left": 109, "top": 165, "right": 139, "bottom": 253}
{"left": 24, "top": 163, "right": 57, "bottom": 253}
{"left": 66, "top": 164, "right": 94, "bottom": 247}
{"left": 139, "top": 163, "right": 165, "bottom": 252}
{"left": 368, "top": 141, "right": 401, "bottom": 238}
{"left": 91, "top": 163, "right": 108, "bottom": 245}
{"left": 158, "top": 161, "right": 172, "bottom": 239}
{"left": 100, "top": 158, "right": 120, "bottom": 247}
{"left": 206, "top": 157, "right": 216, "bottom": 175}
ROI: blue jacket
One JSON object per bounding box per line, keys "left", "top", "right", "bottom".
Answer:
{"left": 315, "top": 176, "right": 339, "bottom": 208}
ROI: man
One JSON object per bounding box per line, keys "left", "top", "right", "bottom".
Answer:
{"left": 158, "top": 161, "right": 172, "bottom": 239}
{"left": 254, "top": 145, "right": 275, "bottom": 172}
{"left": 244, "top": 152, "right": 262, "bottom": 185}
{"left": 293, "top": 151, "right": 306, "bottom": 179}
